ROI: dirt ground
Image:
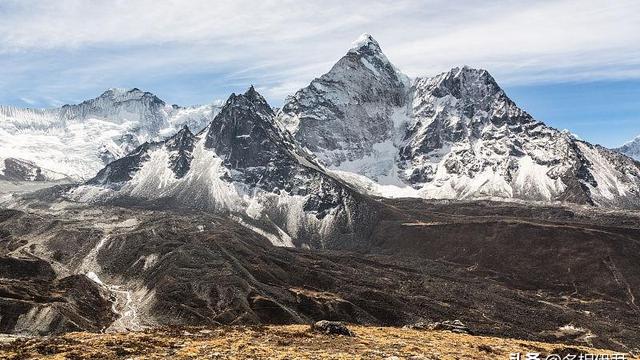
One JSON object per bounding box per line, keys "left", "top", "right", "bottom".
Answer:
{"left": 0, "top": 325, "right": 636, "bottom": 360}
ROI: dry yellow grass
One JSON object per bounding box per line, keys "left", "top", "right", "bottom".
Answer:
{"left": 0, "top": 325, "right": 636, "bottom": 359}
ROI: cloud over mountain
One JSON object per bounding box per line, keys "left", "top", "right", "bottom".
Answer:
{"left": 1, "top": 0, "right": 639, "bottom": 108}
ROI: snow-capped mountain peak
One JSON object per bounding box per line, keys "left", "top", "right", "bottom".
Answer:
{"left": 59, "top": 87, "right": 167, "bottom": 131}
{"left": 614, "top": 135, "right": 640, "bottom": 161}
{"left": 0, "top": 89, "right": 220, "bottom": 181}
{"left": 345, "top": 34, "right": 407, "bottom": 85}
{"left": 349, "top": 33, "right": 381, "bottom": 53}
{"left": 220, "top": 86, "right": 274, "bottom": 120}
{"left": 429, "top": 66, "right": 502, "bottom": 99}
{"left": 278, "top": 34, "right": 410, "bottom": 180}
{"left": 99, "top": 87, "right": 157, "bottom": 100}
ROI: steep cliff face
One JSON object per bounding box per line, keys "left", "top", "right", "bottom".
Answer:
{"left": 278, "top": 34, "right": 410, "bottom": 182}
{"left": 59, "top": 88, "right": 168, "bottom": 133}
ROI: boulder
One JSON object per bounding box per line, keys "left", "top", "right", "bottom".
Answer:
{"left": 431, "top": 320, "right": 472, "bottom": 335}
{"left": 404, "top": 320, "right": 472, "bottom": 335}
{"left": 311, "top": 320, "right": 354, "bottom": 336}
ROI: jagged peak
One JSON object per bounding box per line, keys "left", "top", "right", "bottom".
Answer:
{"left": 204, "top": 86, "right": 297, "bottom": 173}
{"left": 104, "top": 87, "right": 130, "bottom": 95}
{"left": 100, "top": 87, "right": 139, "bottom": 97}
{"left": 418, "top": 66, "right": 491, "bottom": 84}
{"left": 95, "top": 87, "right": 162, "bottom": 103}
{"left": 419, "top": 65, "right": 502, "bottom": 99}
{"left": 243, "top": 85, "right": 268, "bottom": 103}
{"left": 349, "top": 33, "right": 381, "bottom": 53}
{"left": 165, "top": 124, "right": 195, "bottom": 151}
{"left": 620, "top": 134, "right": 640, "bottom": 147}
{"left": 222, "top": 87, "right": 271, "bottom": 114}
{"left": 442, "top": 66, "right": 492, "bottom": 81}
{"left": 335, "top": 33, "right": 408, "bottom": 86}
{"left": 173, "top": 124, "right": 193, "bottom": 137}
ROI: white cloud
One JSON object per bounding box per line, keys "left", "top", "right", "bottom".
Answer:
{"left": 0, "top": 0, "right": 638, "bottom": 104}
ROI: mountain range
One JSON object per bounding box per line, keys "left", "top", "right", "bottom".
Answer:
{"left": 0, "top": 88, "right": 219, "bottom": 181}
{"left": 2, "top": 34, "right": 640, "bottom": 352}
{"left": 3, "top": 34, "right": 640, "bottom": 210}
{"left": 279, "top": 34, "right": 640, "bottom": 208}
{"left": 70, "top": 86, "right": 376, "bottom": 249}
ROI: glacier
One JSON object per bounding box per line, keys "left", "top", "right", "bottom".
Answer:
{"left": 0, "top": 88, "right": 219, "bottom": 181}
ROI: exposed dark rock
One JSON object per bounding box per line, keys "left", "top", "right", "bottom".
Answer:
{"left": 311, "top": 320, "right": 354, "bottom": 336}
{"left": 81, "top": 87, "right": 381, "bottom": 250}
{"left": 0, "top": 158, "right": 69, "bottom": 182}
{"left": 0, "top": 256, "right": 116, "bottom": 335}
{"left": 88, "top": 125, "right": 197, "bottom": 184}
{"left": 204, "top": 86, "right": 299, "bottom": 188}
{"left": 0, "top": 256, "right": 55, "bottom": 280}
{"left": 88, "top": 142, "right": 157, "bottom": 185}
{"left": 1, "top": 203, "right": 639, "bottom": 350}
{"left": 431, "top": 320, "right": 472, "bottom": 335}
{"left": 165, "top": 125, "right": 196, "bottom": 178}
{"left": 404, "top": 320, "right": 472, "bottom": 335}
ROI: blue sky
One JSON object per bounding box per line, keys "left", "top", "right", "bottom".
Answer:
{"left": 505, "top": 81, "right": 640, "bottom": 147}
{"left": 1, "top": 0, "right": 639, "bottom": 147}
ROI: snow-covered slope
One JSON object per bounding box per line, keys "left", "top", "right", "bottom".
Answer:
{"left": 615, "top": 135, "right": 640, "bottom": 161}
{"left": 279, "top": 35, "right": 640, "bottom": 209}
{"left": 0, "top": 89, "right": 219, "bottom": 181}
{"left": 278, "top": 34, "right": 410, "bottom": 184}
{"left": 69, "top": 87, "right": 378, "bottom": 248}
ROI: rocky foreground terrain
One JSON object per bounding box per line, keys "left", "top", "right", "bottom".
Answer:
{"left": 0, "top": 324, "right": 636, "bottom": 360}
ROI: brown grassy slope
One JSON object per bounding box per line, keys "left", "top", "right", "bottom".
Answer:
{"left": 1, "top": 325, "right": 636, "bottom": 360}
